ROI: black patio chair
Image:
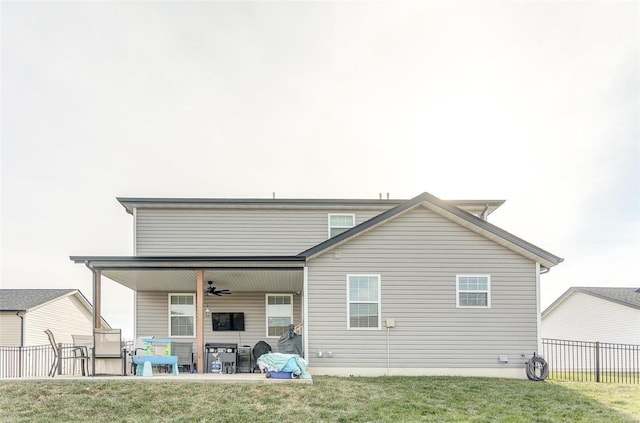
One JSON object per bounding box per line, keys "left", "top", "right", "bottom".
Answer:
{"left": 172, "top": 342, "right": 194, "bottom": 373}
{"left": 252, "top": 340, "right": 272, "bottom": 373}
{"left": 45, "top": 329, "right": 88, "bottom": 377}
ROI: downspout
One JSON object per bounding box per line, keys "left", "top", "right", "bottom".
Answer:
{"left": 480, "top": 204, "right": 489, "bottom": 221}
{"left": 16, "top": 311, "right": 25, "bottom": 378}
{"left": 16, "top": 311, "right": 25, "bottom": 347}
{"left": 536, "top": 262, "right": 542, "bottom": 355}
{"left": 132, "top": 207, "right": 138, "bottom": 340}
{"left": 131, "top": 207, "right": 138, "bottom": 339}
{"left": 132, "top": 207, "right": 137, "bottom": 256}
{"left": 303, "top": 265, "right": 309, "bottom": 362}
{"left": 386, "top": 326, "right": 390, "bottom": 375}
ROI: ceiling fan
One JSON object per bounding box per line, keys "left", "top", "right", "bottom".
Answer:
{"left": 206, "top": 280, "right": 231, "bottom": 296}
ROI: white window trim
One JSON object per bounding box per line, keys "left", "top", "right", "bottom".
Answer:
{"left": 347, "top": 274, "right": 381, "bottom": 330}
{"left": 168, "top": 293, "right": 196, "bottom": 338}
{"left": 328, "top": 213, "right": 356, "bottom": 238}
{"left": 456, "top": 275, "right": 491, "bottom": 308}
{"left": 265, "top": 293, "right": 293, "bottom": 338}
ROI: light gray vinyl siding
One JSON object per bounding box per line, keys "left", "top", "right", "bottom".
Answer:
{"left": 136, "top": 291, "right": 302, "bottom": 349}
{"left": 307, "top": 205, "right": 538, "bottom": 369}
{"left": 135, "top": 208, "right": 388, "bottom": 256}
{"left": 24, "top": 294, "right": 94, "bottom": 346}
{"left": 0, "top": 313, "right": 22, "bottom": 347}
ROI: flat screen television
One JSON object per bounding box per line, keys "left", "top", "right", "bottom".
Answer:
{"left": 212, "top": 312, "right": 245, "bottom": 331}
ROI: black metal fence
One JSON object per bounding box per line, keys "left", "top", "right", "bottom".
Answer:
{"left": 0, "top": 341, "right": 135, "bottom": 379}
{"left": 1, "top": 344, "right": 61, "bottom": 378}
{"left": 542, "top": 338, "right": 640, "bottom": 384}
{"left": 6, "top": 338, "right": 637, "bottom": 382}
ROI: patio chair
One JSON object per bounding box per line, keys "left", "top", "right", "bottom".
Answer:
{"left": 93, "top": 328, "right": 126, "bottom": 376}
{"left": 45, "top": 329, "right": 88, "bottom": 377}
{"left": 72, "top": 334, "right": 94, "bottom": 375}
{"left": 172, "top": 342, "right": 194, "bottom": 373}
{"left": 129, "top": 336, "right": 152, "bottom": 375}
{"left": 252, "top": 340, "right": 272, "bottom": 373}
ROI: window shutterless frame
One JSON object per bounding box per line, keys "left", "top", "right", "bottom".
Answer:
{"left": 328, "top": 213, "right": 355, "bottom": 238}
{"left": 265, "top": 293, "right": 293, "bottom": 338}
{"left": 347, "top": 274, "right": 381, "bottom": 329}
{"left": 456, "top": 275, "right": 491, "bottom": 308}
{"left": 168, "top": 293, "right": 196, "bottom": 337}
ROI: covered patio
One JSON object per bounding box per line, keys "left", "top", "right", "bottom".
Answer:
{"left": 70, "top": 256, "right": 309, "bottom": 376}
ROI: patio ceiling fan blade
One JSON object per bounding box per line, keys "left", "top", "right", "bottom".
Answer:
{"left": 206, "top": 281, "right": 231, "bottom": 296}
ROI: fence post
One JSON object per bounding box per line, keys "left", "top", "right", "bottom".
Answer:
{"left": 595, "top": 341, "right": 600, "bottom": 383}
{"left": 57, "top": 343, "right": 62, "bottom": 376}
{"left": 18, "top": 346, "right": 23, "bottom": 378}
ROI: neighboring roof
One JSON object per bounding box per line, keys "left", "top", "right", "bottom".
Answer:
{"left": 0, "top": 289, "right": 112, "bottom": 328}
{"left": 0, "top": 289, "right": 77, "bottom": 312}
{"left": 299, "top": 192, "right": 563, "bottom": 269}
{"left": 543, "top": 287, "right": 640, "bottom": 316}
{"left": 117, "top": 196, "right": 505, "bottom": 219}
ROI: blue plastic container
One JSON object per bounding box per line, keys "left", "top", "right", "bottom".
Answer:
{"left": 268, "top": 371, "right": 292, "bottom": 379}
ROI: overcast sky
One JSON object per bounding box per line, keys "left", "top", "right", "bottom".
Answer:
{"left": 1, "top": 1, "right": 638, "bottom": 340}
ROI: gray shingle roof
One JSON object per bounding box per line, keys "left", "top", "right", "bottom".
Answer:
{"left": 574, "top": 287, "right": 640, "bottom": 310}
{"left": 0, "top": 289, "right": 77, "bottom": 311}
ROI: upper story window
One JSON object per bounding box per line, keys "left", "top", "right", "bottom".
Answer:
{"left": 169, "top": 294, "right": 196, "bottom": 337}
{"left": 266, "top": 294, "right": 293, "bottom": 338}
{"left": 456, "top": 275, "right": 491, "bottom": 308}
{"left": 347, "top": 275, "right": 381, "bottom": 329}
{"left": 328, "top": 214, "right": 355, "bottom": 238}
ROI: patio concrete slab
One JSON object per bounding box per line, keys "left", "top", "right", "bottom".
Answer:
{"left": 5, "top": 373, "right": 313, "bottom": 384}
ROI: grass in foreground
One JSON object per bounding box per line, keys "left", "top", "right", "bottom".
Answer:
{"left": 0, "top": 376, "right": 638, "bottom": 422}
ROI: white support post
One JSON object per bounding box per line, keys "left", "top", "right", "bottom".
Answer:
{"left": 196, "top": 270, "right": 205, "bottom": 374}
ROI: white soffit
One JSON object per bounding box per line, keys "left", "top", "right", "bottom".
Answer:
{"left": 102, "top": 268, "right": 302, "bottom": 292}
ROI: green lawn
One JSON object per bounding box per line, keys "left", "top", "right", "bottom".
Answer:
{"left": 0, "top": 376, "right": 638, "bottom": 422}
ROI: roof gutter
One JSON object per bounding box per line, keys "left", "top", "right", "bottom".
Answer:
{"left": 16, "top": 311, "right": 25, "bottom": 348}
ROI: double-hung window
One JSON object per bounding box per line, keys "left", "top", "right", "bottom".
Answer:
{"left": 169, "top": 293, "right": 196, "bottom": 337}
{"left": 347, "top": 275, "right": 381, "bottom": 329}
{"left": 456, "top": 275, "right": 491, "bottom": 308}
{"left": 266, "top": 294, "right": 293, "bottom": 337}
{"left": 328, "top": 214, "right": 355, "bottom": 238}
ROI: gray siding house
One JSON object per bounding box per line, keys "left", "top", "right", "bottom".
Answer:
{"left": 71, "top": 191, "right": 563, "bottom": 378}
